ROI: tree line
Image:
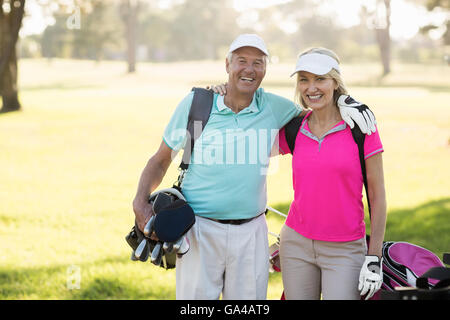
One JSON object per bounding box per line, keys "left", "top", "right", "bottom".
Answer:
{"left": 1, "top": 0, "right": 448, "bottom": 112}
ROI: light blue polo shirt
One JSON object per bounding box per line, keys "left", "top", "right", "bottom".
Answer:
{"left": 163, "top": 88, "right": 301, "bottom": 219}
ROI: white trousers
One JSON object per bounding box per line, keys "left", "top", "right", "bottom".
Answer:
{"left": 176, "top": 214, "right": 269, "bottom": 300}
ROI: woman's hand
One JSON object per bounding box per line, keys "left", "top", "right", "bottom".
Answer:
{"left": 206, "top": 83, "right": 228, "bottom": 96}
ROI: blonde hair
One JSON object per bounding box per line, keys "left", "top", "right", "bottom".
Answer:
{"left": 294, "top": 47, "right": 348, "bottom": 108}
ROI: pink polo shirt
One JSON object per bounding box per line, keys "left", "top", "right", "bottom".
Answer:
{"left": 278, "top": 111, "right": 384, "bottom": 242}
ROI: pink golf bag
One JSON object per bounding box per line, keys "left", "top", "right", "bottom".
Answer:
{"left": 380, "top": 240, "right": 445, "bottom": 291}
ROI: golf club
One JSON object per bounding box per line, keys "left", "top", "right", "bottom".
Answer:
{"left": 172, "top": 236, "right": 183, "bottom": 253}
{"left": 176, "top": 236, "right": 190, "bottom": 256}
{"left": 163, "top": 241, "right": 174, "bottom": 253}
{"left": 144, "top": 215, "right": 155, "bottom": 237}
{"left": 135, "top": 238, "right": 149, "bottom": 260}
{"left": 151, "top": 242, "right": 163, "bottom": 265}
{"left": 266, "top": 206, "right": 287, "bottom": 218}
{"left": 130, "top": 251, "right": 138, "bottom": 261}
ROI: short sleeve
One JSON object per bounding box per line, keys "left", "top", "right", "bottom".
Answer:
{"left": 364, "top": 125, "right": 384, "bottom": 159}
{"left": 258, "top": 89, "right": 302, "bottom": 128}
{"left": 277, "top": 127, "right": 292, "bottom": 155}
{"left": 162, "top": 92, "right": 194, "bottom": 151}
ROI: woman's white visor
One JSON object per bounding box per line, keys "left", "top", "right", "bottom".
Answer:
{"left": 290, "top": 53, "right": 340, "bottom": 77}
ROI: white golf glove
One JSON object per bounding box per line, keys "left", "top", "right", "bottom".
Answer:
{"left": 359, "top": 255, "right": 383, "bottom": 300}
{"left": 338, "top": 95, "right": 377, "bottom": 135}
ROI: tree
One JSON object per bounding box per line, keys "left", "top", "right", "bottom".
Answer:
{"left": 374, "top": 0, "right": 391, "bottom": 76}
{"left": 120, "top": 0, "right": 138, "bottom": 72}
{"left": 420, "top": 0, "right": 450, "bottom": 45}
{"left": 361, "top": 0, "right": 392, "bottom": 76}
{"left": 72, "top": 1, "right": 122, "bottom": 62}
{"left": 41, "top": 12, "right": 73, "bottom": 59}
{"left": 0, "top": 0, "right": 26, "bottom": 113}
{"left": 168, "top": 0, "right": 239, "bottom": 61}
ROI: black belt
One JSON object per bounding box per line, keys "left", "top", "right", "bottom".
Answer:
{"left": 206, "top": 211, "right": 266, "bottom": 225}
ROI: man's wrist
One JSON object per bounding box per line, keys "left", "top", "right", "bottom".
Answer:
{"left": 133, "top": 196, "right": 148, "bottom": 210}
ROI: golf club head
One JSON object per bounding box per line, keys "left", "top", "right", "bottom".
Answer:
{"left": 152, "top": 192, "right": 173, "bottom": 214}
{"left": 172, "top": 237, "right": 183, "bottom": 253}
{"left": 130, "top": 251, "right": 138, "bottom": 261}
{"left": 125, "top": 227, "right": 139, "bottom": 250}
{"left": 176, "top": 236, "right": 190, "bottom": 257}
{"left": 151, "top": 242, "right": 163, "bottom": 265}
{"left": 163, "top": 241, "right": 174, "bottom": 253}
{"left": 135, "top": 239, "right": 150, "bottom": 261}
{"left": 144, "top": 215, "right": 156, "bottom": 237}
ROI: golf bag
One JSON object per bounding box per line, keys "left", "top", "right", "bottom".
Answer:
{"left": 380, "top": 240, "right": 445, "bottom": 290}
{"left": 125, "top": 88, "right": 214, "bottom": 269}
{"left": 126, "top": 187, "right": 195, "bottom": 269}
{"left": 379, "top": 242, "right": 450, "bottom": 300}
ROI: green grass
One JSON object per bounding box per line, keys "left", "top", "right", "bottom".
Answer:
{"left": 0, "top": 58, "right": 449, "bottom": 300}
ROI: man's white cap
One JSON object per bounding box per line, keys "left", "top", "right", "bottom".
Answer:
{"left": 290, "top": 53, "right": 340, "bottom": 77}
{"left": 228, "top": 34, "right": 269, "bottom": 56}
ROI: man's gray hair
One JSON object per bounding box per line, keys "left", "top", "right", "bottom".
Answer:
{"left": 227, "top": 52, "right": 269, "bottom": 66}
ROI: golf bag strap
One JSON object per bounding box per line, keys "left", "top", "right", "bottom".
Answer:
{"left": 350, "top": 124, "right": 371, "bottom": 219}
{"left": 177, "top": 88, "right": 214, "bottom": 181}
{"left": 284, "top": 115, "right": 305, "bottom": 154}
{"left": 284, "top": 115, "right": 371, "bottom": 219}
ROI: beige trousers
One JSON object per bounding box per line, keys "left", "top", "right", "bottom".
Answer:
{"left": 279, "top": 224, "right": 366, "bottom": 300}
{"left": 176, "top": 214, "right": 269, "bottom": 300}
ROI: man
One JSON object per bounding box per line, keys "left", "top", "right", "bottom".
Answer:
{"left": 132, "top": 34, "right": 375, "bottom": 300}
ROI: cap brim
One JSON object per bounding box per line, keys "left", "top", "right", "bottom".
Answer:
{"left": 290, "top": 53, "right": 340, "bottom": 77}
{"left": 290, "top": 65, "right": 332, "bottom": 77}
{"left": 229, "top": 44, "right": 269, "bottom": 56}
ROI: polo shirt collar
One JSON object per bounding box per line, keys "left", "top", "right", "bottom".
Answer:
{"left": 215, "top": 94, "right": 259, "bottom": 114}
{"left": 300, "top": 111, "right": 347, "bottom": 142}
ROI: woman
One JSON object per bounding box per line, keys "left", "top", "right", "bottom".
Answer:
{"left": 277, "top": 47, "right": 386, "bottom": 300}
{"left": 211, "top": 47, "right": 387, "bottom": 300}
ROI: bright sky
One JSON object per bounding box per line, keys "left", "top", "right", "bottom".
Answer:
{"left": 233, "top": 0, "right": 447, "bottom": 40}
{"left": 21, "top": 0, "right": 447, "bottom": 40}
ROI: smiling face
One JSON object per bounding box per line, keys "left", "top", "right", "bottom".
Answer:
{"left": 226, "top": 46, "right": 266, "bottom": 96}
{"left": 297, "top": 71, "right": 338, "bottom": 111}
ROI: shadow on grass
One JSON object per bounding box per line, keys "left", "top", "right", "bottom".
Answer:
{"left": 0, "top": 109, "right": 21, "bottom": 116}
{"left": 0, "top": 255, "right": 174, "bottom": 300}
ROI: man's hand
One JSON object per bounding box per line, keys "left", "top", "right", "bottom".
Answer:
{"left": 206, "top": 83, "right": 227, "bottom": 95}
{"left": 133, "top": 199, "right": 154, "bottom": 233}
{"left": 338, "top": 95, "right": 377, "bottom": 135}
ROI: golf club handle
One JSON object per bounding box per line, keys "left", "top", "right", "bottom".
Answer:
{"left": 266, "top": 206, "right": 287, "bottom": 218}
{"left": 268, "top": 231, "right": 279, "bottom": 238}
